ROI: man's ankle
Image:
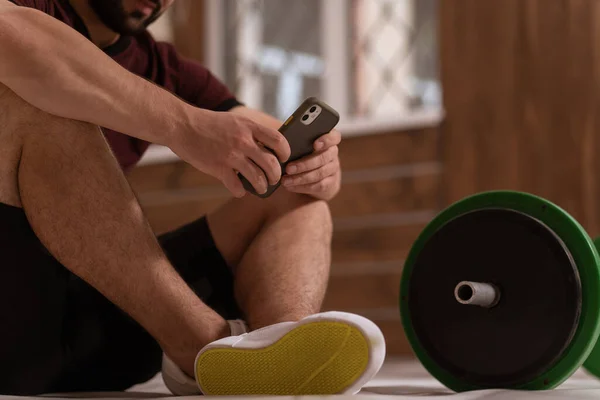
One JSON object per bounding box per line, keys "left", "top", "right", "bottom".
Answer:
{"left": 165, "top": 319, "right": 231, "bottom": 377}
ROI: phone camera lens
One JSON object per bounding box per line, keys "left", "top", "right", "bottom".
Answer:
{"left": 310, "top": 106, "right": 317, "bottom": 113}
{"left": 302, "top": 115, "right": 309, "bottom": 121}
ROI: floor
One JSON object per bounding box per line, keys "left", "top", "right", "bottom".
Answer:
{"left": 3, "top": 358, "right": 600, "bottom": 400}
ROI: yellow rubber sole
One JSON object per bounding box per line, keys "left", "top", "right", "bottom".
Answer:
{"left": 195, "top": 321, "right": 371, "bottom": 395}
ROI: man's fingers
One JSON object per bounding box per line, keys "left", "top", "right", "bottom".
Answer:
{"left": 253, "top": 125, "right": 291, "bottom": 163}
{"left": 283, "top": 160, "right": 338, "bottom": 187}
{"left": 222, "top": 170, "right": 246, "bottom": 198}
{"left": 285, "top": 175, "right": 337, "bottom": 195}
{"left": 248, "top": 144, "right": 282, "bottom": 185}
{"left": 286, "top": 146, "right": 338, "bottom": 175}
{"left": 314, "top": 130, "right": 342, "bottom": 151}
{"left": 233, "top": 157, "right": 268, "bottom": 195}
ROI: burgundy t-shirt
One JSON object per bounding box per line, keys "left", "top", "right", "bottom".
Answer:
{"left": 9, "top": 0, "right": 240, "bottom": 171}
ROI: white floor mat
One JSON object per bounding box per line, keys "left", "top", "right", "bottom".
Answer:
{"left": 3, "top": 358, "right": 600, "bottom": 399}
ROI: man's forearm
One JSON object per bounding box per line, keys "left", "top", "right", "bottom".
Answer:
{"left": 0, "top": 5, "right": 193, "bottom": 146}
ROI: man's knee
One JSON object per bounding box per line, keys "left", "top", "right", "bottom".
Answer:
{"left": 267, "top": 190, "right": 333, "bottom": 237}
{"left": 0, "top": 85, "right": 119, "bottom": 207}
{"left": 305, "top": 197, "right": 333, "bottom": 239}
{"left": 0, "top": 84, "right": 48, "bottom": 135}
{"left": 0, "top": 84, "right": 103, "bottom": 145}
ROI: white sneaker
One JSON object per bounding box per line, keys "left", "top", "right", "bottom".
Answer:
{"left": 195, "top": 311, "right": 385, "bottom": 396}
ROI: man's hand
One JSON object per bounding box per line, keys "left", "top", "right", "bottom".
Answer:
{"left": 282, "top": 130, "right": 342, "bottom": 201}
{"left": 169, "top": 110, "right": 291, "bottom": 198}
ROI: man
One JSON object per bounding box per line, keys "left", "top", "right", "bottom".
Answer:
{"left": 0, "top": 0, "right": 385, "bottom": 395}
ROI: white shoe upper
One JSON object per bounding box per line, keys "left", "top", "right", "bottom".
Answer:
{"left": 162, "top": 312, "right": 386, "bottom": 396}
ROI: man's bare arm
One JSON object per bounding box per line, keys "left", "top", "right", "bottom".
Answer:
{"left": 0, "top": 1, "right": 191, "bottom": 146}
{"left": 0, "top": 2, "right": 290, "bottom": 195}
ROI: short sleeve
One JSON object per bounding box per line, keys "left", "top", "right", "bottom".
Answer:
{"left": 156, "top": 42, "right": 242, "bottom": 112}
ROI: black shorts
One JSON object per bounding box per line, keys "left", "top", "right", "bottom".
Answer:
{"left": 0, "top": 202, "right": 241, "bottom": 395}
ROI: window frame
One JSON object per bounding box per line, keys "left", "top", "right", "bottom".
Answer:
{"left": 204, "top": 0, "right": 444, "bottom": 135}
{"left": 139, "top": 0, "right": 444, "bottom": 166}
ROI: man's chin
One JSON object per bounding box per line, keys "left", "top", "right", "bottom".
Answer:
{"left": 105, "top": 9, "right": 162, "bottom": 35}
{"left": 113, "top": 20, "right": 148, "bottom": 35}
{"left": 125, "top": 25, "right": 147, "bottom": 35}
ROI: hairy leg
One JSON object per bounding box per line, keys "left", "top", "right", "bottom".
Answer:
{"left": 207, "top": 189, "right": 333, "bottom": 330}
{"left": 0, "top": 84, "right": 225, "bottom": 377}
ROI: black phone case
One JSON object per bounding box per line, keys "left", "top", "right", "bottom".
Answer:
{"left": 239, "top": 97, "right": 340, "bottom": 198}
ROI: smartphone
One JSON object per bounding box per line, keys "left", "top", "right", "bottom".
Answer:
{"left": 239, "top": 97, "right": 341, "bottom": 198}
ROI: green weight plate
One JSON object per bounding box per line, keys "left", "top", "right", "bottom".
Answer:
{"left": 400, "top": 191, "right": 600, "bottom": 392}
{"left": 583, "top": 237, "right": 600, "bottom": 377}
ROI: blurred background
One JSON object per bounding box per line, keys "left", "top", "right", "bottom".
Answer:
{"left": 129, "top": 0, "right": 600, "bottom": 357}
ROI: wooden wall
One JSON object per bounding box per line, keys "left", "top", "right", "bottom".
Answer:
{"left": 440, "top": 0, "right": 600, "bottom": 236}
{"left": 127, "top": 0, "right": 600, "bottom": 359}
{"left": 170, "top": 0, "right": 206, "bottom": 62}
{"left": 127, "top": 127, "right": 442, "bottom": 355}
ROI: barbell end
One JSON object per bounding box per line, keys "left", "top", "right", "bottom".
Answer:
{"left": 454, "top": 281, "right": 501, "bottom": 308}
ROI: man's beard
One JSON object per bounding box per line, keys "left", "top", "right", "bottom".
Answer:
{"left": 88, "top": 0, "right": 162, "bottom": 36}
